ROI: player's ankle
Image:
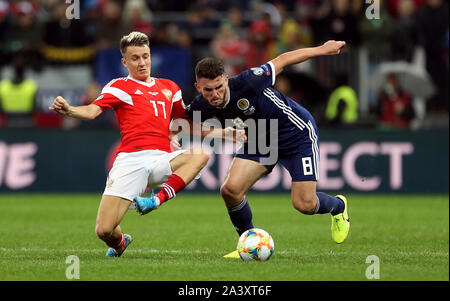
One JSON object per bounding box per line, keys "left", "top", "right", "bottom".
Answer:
{"left": 154, "top": 196, "right": 161, "bottom": 207}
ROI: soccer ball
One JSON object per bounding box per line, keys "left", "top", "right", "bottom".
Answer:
{"left": 237, "top": 228, "right": 274, "bottom": 261}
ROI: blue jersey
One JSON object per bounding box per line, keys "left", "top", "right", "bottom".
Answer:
{"left": 185, "top": 62, "right": 320, "bottom": 181}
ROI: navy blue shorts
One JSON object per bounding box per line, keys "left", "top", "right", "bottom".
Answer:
{"left": 235, "top": 127, "right": 319, "bottom": 182}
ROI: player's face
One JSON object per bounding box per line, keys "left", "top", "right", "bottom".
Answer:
{"left": 122, "top": 45, "right": 151, "bottom": 81}
{"left": 195, "top": 75, "right": 229, "bottom": 107}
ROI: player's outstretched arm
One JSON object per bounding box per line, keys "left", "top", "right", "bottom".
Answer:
{"left": 223, "top": 127, "right": 247, "bottom": 143}
{"left": 270, "top": 40, "right": 346, "bottom": 76}
{"left": 49, "top": 96, "right": 102, "bottom": 120}
{"left": 171, "top": 118, "right": 247, "bottom": 143}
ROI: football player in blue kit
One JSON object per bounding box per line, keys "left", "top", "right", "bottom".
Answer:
{"left": 188, "top": 40, "right": 350, "bottom": 258}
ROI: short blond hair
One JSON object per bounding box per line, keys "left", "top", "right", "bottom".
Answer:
{"left": 120, "top": 31, "right": 150, "bottom": 56}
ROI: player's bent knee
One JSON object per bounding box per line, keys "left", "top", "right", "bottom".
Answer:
{"left": 220, "top": 184, "right": 244, "bottom": 205}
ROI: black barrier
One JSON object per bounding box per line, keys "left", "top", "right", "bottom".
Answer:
{"left": 0, "top": 129, "right": 448, "bottom": 193}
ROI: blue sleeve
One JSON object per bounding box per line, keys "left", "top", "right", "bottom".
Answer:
{"left": 182, "top": 98, "right": 213, "bottom": 122}
{"left": 237, "top": 62, "right": 276, "bottom": 94}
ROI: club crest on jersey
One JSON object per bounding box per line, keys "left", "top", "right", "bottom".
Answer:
{"left": 251, "top": 67, "right": 264, "bottom": 76}
{"left": 237, "top": 98, "right": 255, "bottom": 115}
{"left": 161, "top": 89, "right": 172, "bottom": 101}
{"left": 237, "top": 98, "right": 250, "bottom": 110}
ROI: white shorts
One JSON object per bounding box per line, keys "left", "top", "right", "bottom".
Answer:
{"left": 103, "top": 149, "right": 187, "bottom": 201}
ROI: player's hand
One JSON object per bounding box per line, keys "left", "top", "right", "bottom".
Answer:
{"left": 49, "top": 96, "right": 70, "bottom": 115}
{"left": 235, "top": 129, "right": 247, "bottom": 143}
{"left": 169, "top": 133, "right": 181, "bottom": 151}
{"left": 320, "top": 40, "right": 346, "bottom": 56}
{"left": 224, "top": 127, "right": 247, "bottom": 143}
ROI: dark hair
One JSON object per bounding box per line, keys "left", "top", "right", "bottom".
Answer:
{"left": 195, "top": 57, "right": 225, "bottom": 81}
{"left": 120, "top": 31, "right": 150, "bottom": 56}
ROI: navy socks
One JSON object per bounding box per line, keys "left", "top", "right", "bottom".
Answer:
{"left": 227, "top": 193, "right": 343, "bottom": 236}
{"left": 227, "top": 197, "right": 254, "bottom": 236}
{"left": 314, "top": 192, "right": 345, "bottom": 215}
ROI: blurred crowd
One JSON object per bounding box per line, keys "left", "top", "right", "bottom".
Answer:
{"left": 0, "top": 0, "right": 448, "bottom": 130}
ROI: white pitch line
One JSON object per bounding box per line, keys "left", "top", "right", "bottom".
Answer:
{"left": 0, "top": 247, "right": 448, "bottom": 257}
{"left": 0, "top": 247, "right": 213, "bottom": 254}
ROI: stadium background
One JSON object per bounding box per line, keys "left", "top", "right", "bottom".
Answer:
{"left": 0, "top": 0, "right": 448, "bottom": 283}
{"left": 0, "top": 0, "right": 448, "bottom": 193}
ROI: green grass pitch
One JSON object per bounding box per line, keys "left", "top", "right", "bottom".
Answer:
{"left": 0, "top": 193, "right": 448, "bottom": 281}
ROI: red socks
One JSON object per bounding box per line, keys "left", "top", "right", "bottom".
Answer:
{"left": 156, "top": 174, "right": 186, "bottom": 204}
{"left": 106, "top": 232, "right": 124, "bottom": 249}
{"left": 104, "top": 176, "right": 186, "bottom": 250}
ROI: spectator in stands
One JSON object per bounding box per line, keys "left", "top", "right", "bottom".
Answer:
{"left": 325, "top": 74, "right": 359, "bottom": 126}
{"left": 249, "top": 0, "right": 283, "bottom": 29}
{"left": 163, "top": 22, "right": 193, "bottom": 48}
{"left": 123, "top": 0, "right": 153, "bottom": 36}
{"left": 0, "top": 52, "right": 37, "bottom": 128}
{"left": 175, "top": 27, "right": 193, "bottom": 49}
{"left": 415, "top": 0, "right": 449, "bottom": 112}
{"left": 387, "top": 0, "right": 425, "bottom": 17}
{"left": 376, "top": 73, "right": 415, "bottom": 129}
{"left": 223, "top": 6, "right": 249, "bottom": 38}
{"left": 390, "top": 0, "right": 419, "bottom": 61}
{"left": 42, "top": 1, "right": 95, "bottom": 64}
{"left": 293, "top": 0, "right": 315, "bottom": 44}
{"left": 0, "top": 0, "right": 10, "bottom": 67}
{"left": 359, "top": 0, "right": 394, "bottom": 62}
{"left": 82, "top": 0, "right": 101, "bottom": 44}
{"left": 276, "top": 18, "right": 313, "bottom": 54}
{"left": 97, "top": 0, "right": 132, "bottom": 51}
{"left": 210, "top": 22, "right": 248, "bottom": 76}
{"left": 273, "top": 0, "right": 290, "bottom": 23}
{"left": 185, "top": 3, "right": 220, "bottom": 48}
{"left": 244, "top": 20, "right": 277, "bottom": 69}
{"left": 80, "top": 0, "right": 101, "bottom": 16}
{"left": 350, "top": 0, "right": 364, "bottom": 15}
{"left": 4, "top": 0, "right": 43, "bottom": 71}
{"left": 274, "top": 18, "right": 314, "bottom": 74}
{"left": 311, "top": 0, "right": 360, "bottom": 46}
{"left": 94, "top": 0, "right": 132, "bottom": 85}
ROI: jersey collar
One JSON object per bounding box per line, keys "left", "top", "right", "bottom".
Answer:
{"left": 127, "top": 75, "right": 156, "bottom": 88}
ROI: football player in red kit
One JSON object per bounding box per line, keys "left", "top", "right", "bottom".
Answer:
{"left": 49, "top": 32, "right": 238, "bottom": 257}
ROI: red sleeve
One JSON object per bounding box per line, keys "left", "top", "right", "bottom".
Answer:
{"left": 171, "top": 89, "right": 186, "bottom": 120}
{"left": 91, "top": 87, "right": 124, "bottom": 111}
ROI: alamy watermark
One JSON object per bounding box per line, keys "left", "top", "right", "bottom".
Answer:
{"left": 64, "top": 0, "right": 379, "bottom": 21}
{"left": 365, "top": 0, "right": 380, "bottom": 20}
{"left": 172, "top": 111, "right": 279, "bottom": 165}
{"left": 65, "top": 0, "right": 80, "bottom": 20}
{"left": 365, "top": 255, "right": 380, "bottom": 279}
{"left": 65, "top": 255, "right": 80, "bottom": 279}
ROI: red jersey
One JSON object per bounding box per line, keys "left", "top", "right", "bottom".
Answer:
{"left": 92, "top": 76, "right": 185, "bottom": 153}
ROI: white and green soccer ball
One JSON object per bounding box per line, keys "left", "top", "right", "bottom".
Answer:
{"left": 237, "top": 228, "right": 274, "bottom": 261}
